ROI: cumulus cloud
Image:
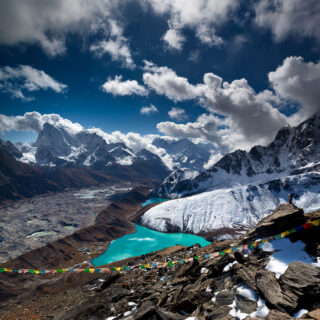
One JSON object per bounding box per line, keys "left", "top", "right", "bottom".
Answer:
{"left": 268, "top": 56, "right": 320, "bottom": 123}
{"left": 0, "top": 111, "right": 83, "bottom": 134}
{"left": 154, "top": 56, "right": 320, "bottom": 151}
{"left": 255, "top": 0, "right": 320, "bottom": 44}
{"left": 140, "top": 104, "right": 158, "bottom": 115}
{"left": 157, "top": 114, "right": 226, "bottom": 150}
{"left": 0, "top": 65, "right": 67, "bottom": 101}
{"left": 143, "top": 0, "right": 238, "bottom": 49}
{"left": 102, "top": 75, "right": 148, "bottom": 96}
{"left": 162, "top": 28, "right": 185, "bottom": 50}
{"left": 168, "top": 107, "right": 188, "bottom": 121}
{"left": 142, "top": 61, "right": 200, "bottom": 101}
{"left": 90, "top": 20, "right": 135, "bottom": 69}
{"left": 141, "top": 61, "right": 287, "bottom": 149}
{"left": 0, "top": 0, "right": 129, "bottom": 56}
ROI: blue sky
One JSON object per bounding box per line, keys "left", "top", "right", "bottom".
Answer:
{"left": 0, "top": 0, "right": 319, "bottom": 153}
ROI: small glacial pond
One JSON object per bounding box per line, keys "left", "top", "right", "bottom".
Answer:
{"left": 92, "top": 224, "right": 211, "bottom": 266}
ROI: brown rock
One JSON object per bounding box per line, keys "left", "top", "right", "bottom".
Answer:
{"left": 236, "top": 294, "right": 258, "bottom": 314}
{"left": 255, "top": 270, "right": 297, "bottom": 312}
{"left": 309, "top": 308, "right": 320, "bottom": 320}
{"left": 216, "top": 290, "right": 235, "bottom": 306}
{"left": 205, "top": 305, "right": 232, "bottom": 319}
{"left": 265, "top": 309, "right": 294, "bottom": 319}
{"left": 243, "top": 203, "right": 306, "bottom": 243}
{"left": 280, "top": 262, "right": 320, "bottom": 309}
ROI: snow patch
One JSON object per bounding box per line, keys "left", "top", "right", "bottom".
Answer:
{"left": 262, "top": 238, "right": 316, "bottom": 278}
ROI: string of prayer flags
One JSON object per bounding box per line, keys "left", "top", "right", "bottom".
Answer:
{"left": 1, "top": 218, "right": 319, "bottom": 276}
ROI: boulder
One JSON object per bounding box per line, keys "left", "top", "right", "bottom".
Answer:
{"left": 205, "top": 305, "right": 232, "bottom": 319}
{"left": 236, "top": 293, "right": 258, "bottom": 314}
{"left": 215, "top": 290, "right": 235, "bottom": 306}
{"left": 280, "top": 262, "right": 320, "bottom": 310}
{"left": 243, "top": 204, "right": 306, "bottom": 243}
{"left": 255, "top": 270, "right": 297, "bottom": 313}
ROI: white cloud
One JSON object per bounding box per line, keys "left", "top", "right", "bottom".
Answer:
{"left": 142, "top": 61, "right": 287, "bottom": 150}
{"left": 268, "top": 56, "right": 320, "bottom": 123}
{"left": 168, "top": 107, "right": 188, "bottom": 121}
{"left": 162, "top": 28, "right": 185, "bottom": 50}
{"left": 102, "top": 75, "right": 148, "bottom": 96}
{"left": 0, "top": 0, "right": 128, "bottom": 56}
{"left": 142, "top": 61, "right": 200, "bottom": 101}
{"left": 255, "top": 0, "right": 320, "bottom": 44}
{"left": 143, "top": 0, "right": 238, "bottom": 49}
{"left": 157, "top": 113, "right": 227, "bottom": 150}
{"left": 140, "top": 104, "right": 158, "bottom": 115}
{"left": 90, "top": 20, "right": 135, "bottom": 69}
{"left": 0, "top": 111, "right": 83, "bottom": 134}
{"left": 0, "top": 65, "right": 67, "bottom": 101}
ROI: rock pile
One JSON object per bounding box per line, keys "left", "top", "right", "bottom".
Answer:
{"left": 0, "top": 203, "right": 320, "bottom": 320}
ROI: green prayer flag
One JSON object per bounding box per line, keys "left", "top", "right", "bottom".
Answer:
{"left": 167, "top": 262, "right": 173, "bottom": 267}
{"left": 0, "top": 268, "right": 4, "bottom": 272}
{"left": 193, "top": 256, "right": 199, "bottom": 260}
{"left": 219, "top": 251, "right": 225, "bottom": 256}
{"left": 84, "top": 268, "right": 90, "bottom": 273}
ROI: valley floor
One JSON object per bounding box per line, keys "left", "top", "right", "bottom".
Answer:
{"left": 0, "top": 183, "right": 133, "bottom": 264}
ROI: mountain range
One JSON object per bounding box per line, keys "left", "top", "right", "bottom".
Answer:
{"left": 140, "top": 112, "right": 320, "bottom": 237}
{"left": 0, "top": 123, "right": 214, "bottom": 202}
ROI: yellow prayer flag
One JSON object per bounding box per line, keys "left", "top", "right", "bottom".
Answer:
{"left": 281, "top": 231, "right": 289, "bottom": 237}
{"left": 312, "top": 220, "right": 320, "bottom": 227}
{"left": 34, "top": 270, "right": 40, "bottom": 274}
{"left": 89, "top": 268, "right": 95, "bottom": 273}
{"left": 115, "top": 267, "right": 121, "bottom": 271}
{"left": 224, "top": 249, "right": 231, "bottom": 253}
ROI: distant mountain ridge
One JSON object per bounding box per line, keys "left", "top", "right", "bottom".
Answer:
{"left": 141, "top": 112, "right": 320, "bottom": 236}
{"left": 156, "top": 112, "right": 320, "bottom": 198}
{"left": 14, "top": 123, "right": 214, "bottom": 171}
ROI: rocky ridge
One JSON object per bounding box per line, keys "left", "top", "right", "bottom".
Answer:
{"left": 0, "top": 202, "right": 320, "bottom": 320}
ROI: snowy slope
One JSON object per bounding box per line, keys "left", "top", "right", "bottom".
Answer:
{"left": 152, "top": 137, "right": 214, "bottom": 170}
{"left": 142, "top": 171, "right": 320, "bottom": 235}
{"left": 142, "top": 112, "right": 320, "bottom": 235}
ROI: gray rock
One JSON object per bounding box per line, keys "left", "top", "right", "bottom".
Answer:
{"left": 280, "top": 262, "right": 320, "bottom": 310}
{"left": 255, "top": 270, "right": 297, "bottom": 312}
{"left": 205, "top": 305, "right": 232, "bottom": 319}
{"left": 236, "top": 293, "right": 258, "bottom": 314}
{"left": 216, "top": 290, "right": 235, "bottom": 306}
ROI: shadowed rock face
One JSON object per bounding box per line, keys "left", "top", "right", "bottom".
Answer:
{"left": 242, "top": 203, "right": 306, "bottom": 244}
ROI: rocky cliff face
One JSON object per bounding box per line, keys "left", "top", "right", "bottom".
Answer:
{"left": 1, "top": 204, "right": 319, "bottom": 320}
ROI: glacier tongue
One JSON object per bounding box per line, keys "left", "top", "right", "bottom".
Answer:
{"left": 141, "top": 171, "right": 320, "bottom": 235}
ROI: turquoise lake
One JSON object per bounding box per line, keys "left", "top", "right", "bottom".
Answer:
{"left": 141, "top": 197, "right": 168, "bottom": 207}
{"left": 92, "top": 224, "right": 211, "bottom": 266}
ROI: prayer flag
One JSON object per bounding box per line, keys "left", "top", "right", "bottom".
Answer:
{"left": 303, "top": 223, "right": 312, "bottom": 230}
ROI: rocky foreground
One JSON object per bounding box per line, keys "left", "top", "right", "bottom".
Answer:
{"left": 1, "top": 203, "right": 320, "bottom": 319}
